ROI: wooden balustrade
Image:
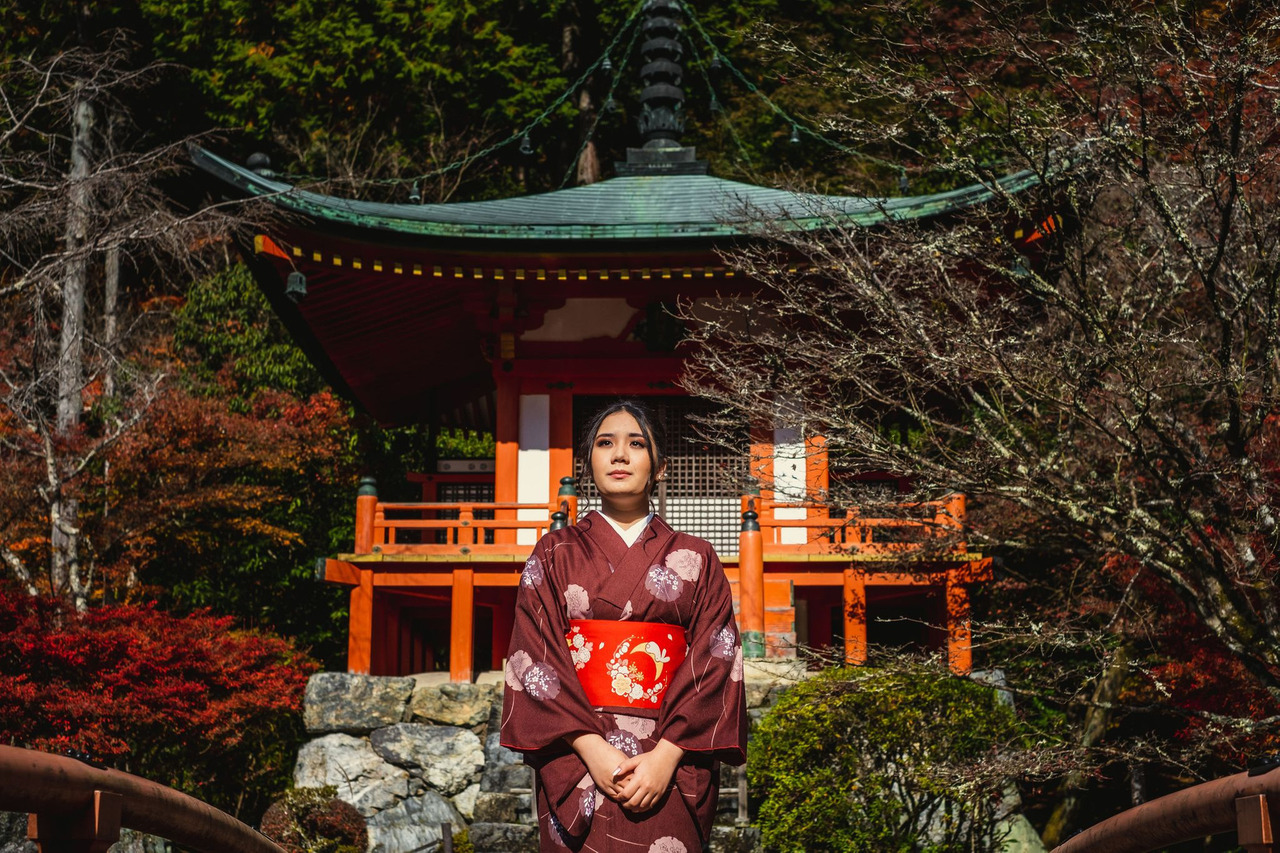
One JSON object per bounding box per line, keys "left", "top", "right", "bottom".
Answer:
{"left": 355, "top": 499, "right": 575, "bottom": 556}
{"left": 741, "top": 492, "right": 969, "bottom": 556}
{"left": 352, "top": 478, "right": 967, "bottom": 561}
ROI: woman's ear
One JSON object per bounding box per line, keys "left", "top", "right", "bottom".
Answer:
{"left": 654, "top": 461, "right": 669, "bottom": 485}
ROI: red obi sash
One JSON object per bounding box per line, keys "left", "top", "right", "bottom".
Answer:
{"left": 566, "top": 620, "right": 687, "bottom": 710}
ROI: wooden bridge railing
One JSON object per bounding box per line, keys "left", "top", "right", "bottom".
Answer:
{"left": 1050, "top": 763, "right": 1280, "bottom": 853}
{"left": 0, "top": 744, "right": 283, "bottom": 853}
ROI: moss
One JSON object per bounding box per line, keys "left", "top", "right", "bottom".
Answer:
{"left": 259, "top": 787, "right": 367, "bottom": 853}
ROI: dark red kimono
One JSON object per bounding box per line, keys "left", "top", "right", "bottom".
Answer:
{"left": 500, "top": 512, "right": 748, "bottom": 853}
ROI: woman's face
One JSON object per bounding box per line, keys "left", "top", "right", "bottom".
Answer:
{"left": 590, "top": 410, "right": 660, "bottom": 508}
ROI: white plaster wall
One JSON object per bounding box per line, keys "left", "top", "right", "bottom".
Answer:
{"left": 773, "top": 427, "right": 808, "bottom": 545}
{"left": 517, "top": 395, "right": 550, "bottom": 546}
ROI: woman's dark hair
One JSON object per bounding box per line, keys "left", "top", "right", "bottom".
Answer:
{"left": 577, "top": 399, "right": 668, "bottom": 496}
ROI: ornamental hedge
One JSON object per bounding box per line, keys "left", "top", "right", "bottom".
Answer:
{"left": 748, "top": 664, "right": 1025, "bottom": 852}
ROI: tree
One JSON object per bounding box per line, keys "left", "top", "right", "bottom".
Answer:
{"left": 681, "top": 1, "right": 1280, "bottom": 839}
{"left": 0, "top": 44, "right": 235, "bottom": 609}
{"left": 0, "top": 589, "right": 317, "bottom": 820}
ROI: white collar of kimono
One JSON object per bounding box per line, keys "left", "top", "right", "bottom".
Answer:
{"left": 596, "top": 510, "right": 654, "bottom": 548}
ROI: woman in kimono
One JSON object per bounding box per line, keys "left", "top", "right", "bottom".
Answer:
{"left": 501, "top": 399, "right": 748, "bottom": 853}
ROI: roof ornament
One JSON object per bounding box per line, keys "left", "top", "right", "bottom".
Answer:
{"left": 618, "top": 0, "right": 708, "bottom": 175}
{"left": 636, "top": 0, "right": 686, "bottom": 148}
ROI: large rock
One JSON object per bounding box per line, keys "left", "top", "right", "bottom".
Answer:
{"left": 0, "top": 812, "right": 33, "bottom": 853}
{"left": 453, "top": 783, "right": 480, "bottom": 821}
{"left": 994, "top": 814, "right": 1047, "bottom": 853}
{"left": 370, "top": 724, "right": 484, "bottom": 796}
{"left": 481, "top": 731, "right": 531, "bottom": 792}
{"left": 409, "top": 682, "right": 499, "bottom": 728}
{"left": 304, "top": 673, "right": 414, "bottom": 734}
{"left": 467, "top": 822, "right": 539, "bottom": 853}
{"left": 710, "top": 825, "right": 761, "bottom": 853}
{"left": 364, "top": 791, "right": 464, "bottom": 853}
{"left": 473, "top": 792, "right": 531, "bottom": 824}
{"left": 112, "top": 829, "right": 171, "bottom": 853}
{"left": 294, "top": 734, "right": 410, "bottom": 816}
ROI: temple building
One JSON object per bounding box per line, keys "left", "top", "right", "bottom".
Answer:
{"left": 192, "top": 0, "right": 1040, "bottom": 682}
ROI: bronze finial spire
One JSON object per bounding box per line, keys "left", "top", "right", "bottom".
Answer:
{"left": 617, "top": 0, "right": 708, "bottom": 175}
{"left": 637, "top": 0, "right": 686, "bottom": 148}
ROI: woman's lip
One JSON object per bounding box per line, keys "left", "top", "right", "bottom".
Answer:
{"left": 608, "top": 470, "right": 630, "bottom": 478}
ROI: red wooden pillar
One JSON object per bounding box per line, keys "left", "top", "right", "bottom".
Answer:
{"left": 805, "top": 434, "right": 828, "bottom": 543}
{"left": 450, "top": 567, "right": 475, "bottom": 683}
{"left": 843, "top": 567, "right": 867, "bottom": 666}
{"left": 494, "top": 373, "right": 519, "bottom": 545}
{"left": 548, "top": 388, "right": 574, "bottom": 508}
{"left": 491, "top": 589, "right": 515, "bottom": 671}
{"left": 348, "top": 568, "right": 374, "bottom": 675}
{"left": 940, "top": 492, "right": 967, "bottom": 551}
{"left": 372, "top": 591, "right": 396, "bottom": 676}
{"left": 738, "top": 501, "right": 765, "bottom": 658}
{"left": 946, "top": 567, "right": 972, "bottom": 675}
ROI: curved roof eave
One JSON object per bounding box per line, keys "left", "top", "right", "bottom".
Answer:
{"left": 192, "top": 145, "right": 1041, "bottom": 242}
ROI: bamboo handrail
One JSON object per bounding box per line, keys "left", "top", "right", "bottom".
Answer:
{"left": 0, "top": 745, "right": 283, "bottom": 853}
{"left": 1051, "top": 764, "right": 1280, "bottom": 853}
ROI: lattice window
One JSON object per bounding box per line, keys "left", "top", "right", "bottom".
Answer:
{"left": 436, "top": 481, "right": 495, "bottom": 544}
{"left": 438, "top": 482, "right": 495, "bottom": 504}
{"left": 573, "top": 396, "right": 747, "bottom": 554}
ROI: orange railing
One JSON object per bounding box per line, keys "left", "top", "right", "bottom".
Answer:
{"left": 0, "top": 745, "right": 283, "bottom": 853}
{"left": 349, "top": 477, "right": 968, "bottom": 561}
{"left": 743, "top": 492, "right": 968, "bottom": 556}
{"left": 357, "top": 501, "right": 574, "bottom": 555}
{"left": 1050, "top": 763, "right": 1280, "bottom": 852}
{"left": 354, "top": 476, "right": 577, "bottom": 556}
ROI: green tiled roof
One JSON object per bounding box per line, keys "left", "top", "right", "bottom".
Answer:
{"left": 192, "top": 146, "right": 1040, "bottom": 241}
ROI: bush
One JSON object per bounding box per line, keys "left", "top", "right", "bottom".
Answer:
{"left": 0, "top": 591, "right": 318, "bottom": 821}
{"left": 748, "top": 664, "right": 1025, "bottom": 852}
{"left": 260, "top": 787, "right": 367, "bottom": 853}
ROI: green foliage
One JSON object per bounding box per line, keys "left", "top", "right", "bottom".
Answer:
{"left": 749, "top": 665, "right": 1024, "bottom": 852}
{"left": 162, "top": 265, "right": 496, "bottom": 664}
{"left": 438, "top": 427, "right": 496, "bottom": 460}
{"left": 175, "top": 264, "right": 326, "bottom": 403}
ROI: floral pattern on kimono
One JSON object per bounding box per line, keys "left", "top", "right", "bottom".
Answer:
{"left": 501, "top": 512, "right": 747, "bottom": 852}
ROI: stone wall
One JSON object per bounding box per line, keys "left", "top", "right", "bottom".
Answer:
{"left": 294, "top": 664, "right": 801, "bottom": 853}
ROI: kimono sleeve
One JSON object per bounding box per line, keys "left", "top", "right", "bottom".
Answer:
{"left": 499, "top": 535, "right": 604, "bottom": 754}
{"left": 655, "top": 543, "right": 748, "bottom": 765}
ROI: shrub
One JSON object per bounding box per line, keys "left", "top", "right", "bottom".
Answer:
{"left": 260, "top": 787, "right": 367, "bottom": 853}
{"left": 748, "top": 664, "right": 1025, "bottom": 852}
{"left": 0, "top": 591, "right": 318, "bottom": 821}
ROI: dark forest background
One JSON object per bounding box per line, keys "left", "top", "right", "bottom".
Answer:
{"left": 2, "top": 2, "right": 1278, "bottom": 847}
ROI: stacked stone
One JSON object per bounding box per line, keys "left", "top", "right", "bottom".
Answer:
{"left": 297, "top": 662, "right": 806, "bottom": 853}
{"left": 297, "top": 672, "right": 536, "bottom": 853}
